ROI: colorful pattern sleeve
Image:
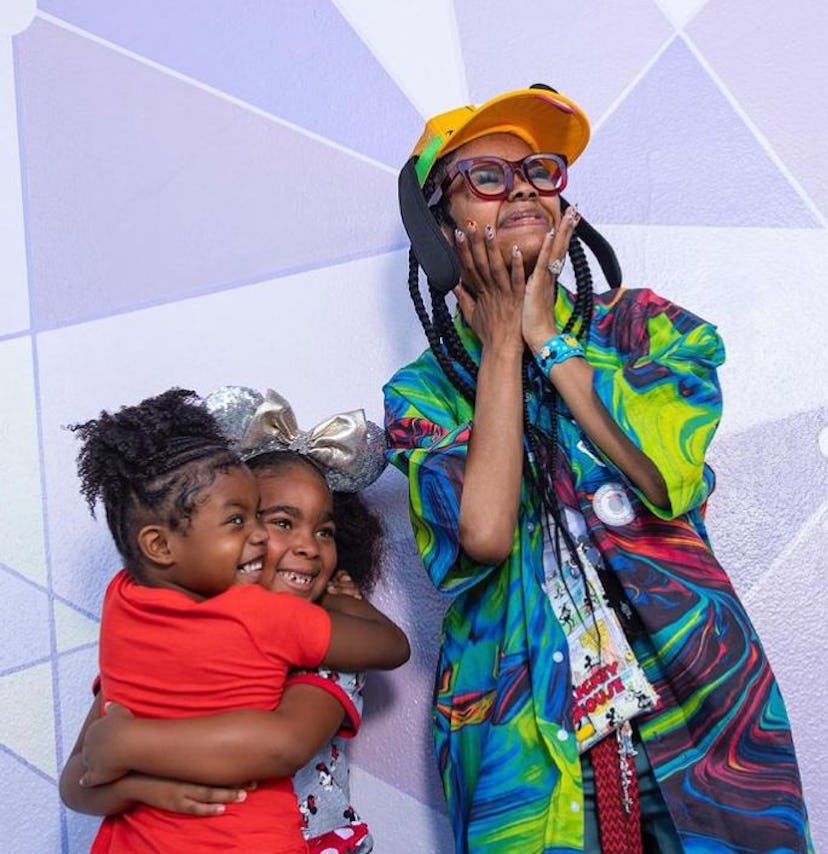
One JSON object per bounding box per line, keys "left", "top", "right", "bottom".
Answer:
{"left": 586, "top": 288, "right": 725, "bottom": 519}
{"left": 384, "top": 363, "right": 499, "bottom": 595}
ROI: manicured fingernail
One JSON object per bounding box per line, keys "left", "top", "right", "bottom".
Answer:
{"left": 484, "top": 224, "right": 494, "bottom": 240}
{"left": 236, "top": 790, "right": 247, "bottom": 802}
{"left": 512, "top": 244, "right": 521, "bottom": 257}
{"left": 215, "top": 805, "right": 226, "bottom": 814}
{"left": 547, "top": 228, "right": 555, "bottom": 238}
{"left": 454, "top": 229, "right": 465, "bottom": 244}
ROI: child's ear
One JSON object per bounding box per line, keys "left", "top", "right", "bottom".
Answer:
{"left": 137, "top": 525, "right": 175, "bottom": 566}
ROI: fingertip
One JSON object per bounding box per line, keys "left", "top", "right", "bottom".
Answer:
{"left": 214, "top": 804, "right": 226, "bottom": 814}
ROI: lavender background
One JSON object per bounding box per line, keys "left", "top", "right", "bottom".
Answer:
{"left": 1, "top": 2, "right": 826, "bottom": 852}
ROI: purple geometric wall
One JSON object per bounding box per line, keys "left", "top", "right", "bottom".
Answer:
{"left": 1, "top": 1, "right": 825, "bottom": 851}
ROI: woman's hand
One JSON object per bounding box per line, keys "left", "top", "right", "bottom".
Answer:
{"left": 523, "top": 205, "right": 581, "bottom": 352}
{"left": 452, "top": 221, "right": 526, "bottom": 356}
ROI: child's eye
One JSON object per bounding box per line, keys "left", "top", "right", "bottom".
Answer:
{"left": 317, "top": 526, "right": 335, "bottom": 540}
{"left": 265, "top": 517, "right": 291, "bottom": 530}
{"left": 227, "top": 514, "right": 245, "bottom": 526}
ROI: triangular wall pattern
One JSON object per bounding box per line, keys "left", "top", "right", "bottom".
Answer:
{"left": 15, "top": 19, "right": 403, "bottom": 330}
{"left": 577, "top": 37, "right": 817, "bottom": 226}
{"left": 37, "top": 0, "right": 421, "bottom": 166}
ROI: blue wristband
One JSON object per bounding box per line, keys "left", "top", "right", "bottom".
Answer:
{"left": 534, "top": 333, "right": 585, "bottom": 375}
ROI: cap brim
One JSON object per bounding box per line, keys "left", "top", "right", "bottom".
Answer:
{"left": 412, "top": 88, "right": 591, "bottom": 186}
{"left": 443, "top": 89, "right": 590, "bottom": 165}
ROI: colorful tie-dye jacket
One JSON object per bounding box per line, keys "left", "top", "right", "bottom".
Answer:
{"left": 383, "top": 287, "right": 811, "bottom": 854}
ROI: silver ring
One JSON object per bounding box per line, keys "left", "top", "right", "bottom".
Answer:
{"left": 547, "top": 257, "right": 564, "bottom": 277}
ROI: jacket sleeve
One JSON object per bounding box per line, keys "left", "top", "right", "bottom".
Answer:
{"left": 590, "top": 289, "right": 725, "bottom": 519}
{"left": 383, "top": 366, "right": 499, "bottom": 595}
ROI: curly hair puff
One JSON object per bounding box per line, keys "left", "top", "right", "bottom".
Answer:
{"left": 70, "top": 387, "right": 241, "bottom": 576}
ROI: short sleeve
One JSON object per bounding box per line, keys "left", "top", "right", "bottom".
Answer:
{"left": 590, "top": 289, "right": 725, "bottom": 518}
{"left": 286, "top": 668, "right": 364, "bottom": 737}
{"left": 385, "top": 362, "right": 498, "bottom": 595}
{"left": 231, "top": 586, "right": 332, "bottom": 669}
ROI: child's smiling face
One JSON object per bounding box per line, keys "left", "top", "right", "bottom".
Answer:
{"left": 164, "top": 465, "right": 267, "bottom": 600}
{"left": 255, "top": 461, "right": 338, "bottom": 602}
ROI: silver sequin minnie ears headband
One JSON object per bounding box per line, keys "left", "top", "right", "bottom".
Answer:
{"left": 204, "top": 386, "right": 387, "bottom": 493}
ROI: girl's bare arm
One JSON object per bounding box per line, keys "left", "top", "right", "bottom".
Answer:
{"left": 60, "top": 694, "right": 248, "bottom": 814}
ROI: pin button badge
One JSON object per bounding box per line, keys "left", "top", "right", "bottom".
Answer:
{"left": 593, "top": 482, "right": 635, "bottom": 527}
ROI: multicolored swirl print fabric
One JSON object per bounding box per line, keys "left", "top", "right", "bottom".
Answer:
{"left": 384, "top": 287, "right": 813, "bottom": 854}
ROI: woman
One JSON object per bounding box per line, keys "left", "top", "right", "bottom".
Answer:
{"left": 384, "top": 86, "right": 811, "bottom": 853}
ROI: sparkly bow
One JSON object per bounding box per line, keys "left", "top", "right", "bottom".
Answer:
{"left": 205, "top": 386, "right": 387, "bottom": 492}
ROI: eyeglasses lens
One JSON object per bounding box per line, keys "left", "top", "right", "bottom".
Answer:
{"left": 467, "top": 156, "right": 565, "bottom": 197}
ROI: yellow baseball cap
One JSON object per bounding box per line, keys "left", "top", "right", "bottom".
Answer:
{"left": 412, "top": 87, "right": 591, "bottom": 186}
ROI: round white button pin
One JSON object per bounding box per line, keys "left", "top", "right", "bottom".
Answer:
{"left": 593, "top": 482, "right": 635, "bottom": 527}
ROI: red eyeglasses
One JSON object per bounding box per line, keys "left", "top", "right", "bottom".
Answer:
{"left": 427, "top": 152, "right": 568, "bottom": 207}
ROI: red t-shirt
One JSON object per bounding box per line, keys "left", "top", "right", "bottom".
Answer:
{"left": 91, "top": 570, "right": 332, "bottom": 854}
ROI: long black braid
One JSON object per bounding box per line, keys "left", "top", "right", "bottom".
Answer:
{"left": 70, "top": 387, "right": 241, "bottom": 577}
{"left": 414, "top": 159, "right": 603, "bottom": 641}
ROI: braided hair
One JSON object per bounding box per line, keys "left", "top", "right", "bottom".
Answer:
{"left": 71, "top": 388, "right": 241, "bottom": 577}
{"left": 247, "top": 450, "right": 384, "bottom": 595}
{"left": 414, "top": 156, "right": 598, "bottom": 609}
